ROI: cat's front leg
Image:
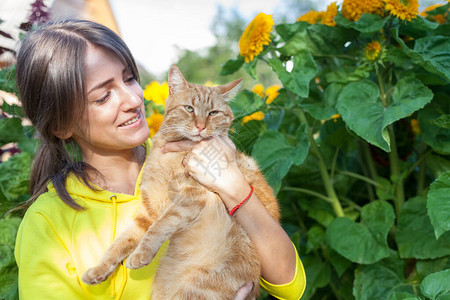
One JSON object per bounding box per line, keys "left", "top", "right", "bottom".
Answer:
{"left": 127, "top": 183, "right": 206, "bottom": 269}
{"left": 82, "top": 212, "right": 151, "bottom": 285}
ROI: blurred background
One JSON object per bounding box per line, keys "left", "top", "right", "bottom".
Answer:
{"left": 1, "top": 0, "right": 443, "bottom": 88}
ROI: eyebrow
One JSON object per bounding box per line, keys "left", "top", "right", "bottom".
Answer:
{"left": 87, "top": 68, "right": 129, "bottom": 95}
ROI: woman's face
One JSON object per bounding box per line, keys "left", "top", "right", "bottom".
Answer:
{"left": 70, "top": 45, "right": 149, "bottom": 157}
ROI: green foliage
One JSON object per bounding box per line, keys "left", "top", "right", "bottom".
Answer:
{"left": 0, "top": 65, "right": 34, "bottom": 299}
{"left": 222, "top": 6, "right": 450, "bottom": 300}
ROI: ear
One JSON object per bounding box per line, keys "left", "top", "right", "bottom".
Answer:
{"left": 217, "top": 78, "right": 242, "bottom": 102}
{"left": 168, "top": 65, "right": 188, "bottom": 95}
{"left": 53, "top": 129, "right": 73, "bottom": 140}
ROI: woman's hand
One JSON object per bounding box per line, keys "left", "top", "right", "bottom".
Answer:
{"left": 162, "top": 136, "right": 247, "bottom": 197}
{"left": 234, "top": 282, "right": 255, "bottom": 300}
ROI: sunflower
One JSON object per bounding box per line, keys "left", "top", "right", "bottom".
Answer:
{"left": 384, "top": 0, "right": 419, "bottom": 21}
{"left": 342, "top": 0, "right": 385, "bottom": 21}
{"left": 242, "top": 111, "right": 265, "bottom": 124}
{"left": 365, "top": 41, "right": 382, "bottom": 60}
{"left": 239, "top": 13, "right": 274, "bottom": 63}
{"left": 419, "top": 4, "right": 447, "bottom": 24}
{"left": 143, "top": 81, "right": 169, "bottom": 107}
{"left": 321, "top": 2, "right": 338, "bottom": 26}
{"left": 146, "top": 112, "right": 164, "bottom": 138}
{"left": 297, "top": 10, "right": 324, "bottom": 24}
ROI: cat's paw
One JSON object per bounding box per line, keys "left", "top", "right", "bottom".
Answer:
{"left": 81, "top": 264, "right": 114, "bottom": 285}
{"left": 126, "top": 246, "right": 155, "bottom": 269}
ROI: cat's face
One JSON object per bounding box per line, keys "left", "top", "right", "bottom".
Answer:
{"left": 159, "top": 66, "right": 242, "bottom": 142}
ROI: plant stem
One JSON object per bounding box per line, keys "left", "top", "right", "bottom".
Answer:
{"left": 417, "top": 140, "right": 428, "bottom": 195}
{"left": 338, "top": 170, "right": 381, "bottom": 188}
{"left": 295, "top": 107, "right": 345, "bottom": 217}
{"left": 283, "top": 187, "right": 332, "bottom": 203}
{"left": 387, "top": 125, "right": 404, "bottom": 217}
{"left": 377, "top": 66, "right": 403, "bottom": 216}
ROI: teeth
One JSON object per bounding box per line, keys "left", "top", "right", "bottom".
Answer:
{"left": 121, "top": 116, "right": 139, "bottom": 126}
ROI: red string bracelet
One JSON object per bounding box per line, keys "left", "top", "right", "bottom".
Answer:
{"left": 228, "top": 186, "right": 254, "bottom": 216}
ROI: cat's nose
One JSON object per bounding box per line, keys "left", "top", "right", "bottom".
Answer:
{"left": 196, "top": 123, "right": 206, "bottom": 133}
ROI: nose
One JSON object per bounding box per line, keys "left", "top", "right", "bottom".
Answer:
{"left": 119, "top": 84, "right": 142, "bottom": 111}
{"left": 196, "top": 122, "right": 206, "bottom": 133}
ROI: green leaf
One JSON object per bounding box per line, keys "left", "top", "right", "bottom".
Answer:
{"left": 0, "top": 152, "right": 31, "bottom": 215}
{"left": 0, "top": 266, "right": 18, "bottom": 300}
{"left": 427, "top": 172, "right": 450, "bottom": 239}
{"left": 417, "top": 257, "right": 450, "bottom": 279}
{"left": 432, "top": 114, "right": 450, "bottom": 129}
{"left": 251, "top": 130, "right": 295, "bottom": 194}
{"left": 306, "top": 226, "right": 325, "bottom": 254}
{"left": 293, "top": 123, "right": 310, "bottom": 166}
{"left": 396, "top": 196, "right": 450, "bottom": 259}
{"left": 301, "top": 255, "right": 331, "bottom": 300}
{"left": 335, "top": 13, "right": 389, "bottom": 33}
{"left": 418, "top": 94, "right": 450, "bottom": 154}
{"left": 420, "top": 269, "right": 450, "bottom": 300}
{"left": 337, "top": 77, "right": 433, "bottom": 152}
{"left": 390, "top": 292, "right": 421, "bottom": 300}
{"left": 353, "top": 252, "right": 414, "bottom": 300}
{"left": 277, "top": 22, "right": 358, "bottom": 56}
{"left": 0, "top": 118, "right": 23, "bottom": 145}
{"left": 399, "top": 15, "right": 439, "bottom": 38}
{"left": 328, "top": 249, "right": 352, "bottom": 277}
{"left": 268, "top": 51, "right": 318, "bottom": 98}
{"left": 298, "top": 83, "right": 341, "bottom": 121}
{"left": 393, "top": 30, "right": 450, "bottom": 81}
{"left": 243, "top": 58, "right": 258, "bottom": 80}
{"left": 220, "top": 56, "right": 244, "bottom": 76}
{"left": 275, "top": 22, "right": 311, "bottom": 41}
{"left": 325, "top": 66, "right": 370, "bottom": 84}
{"left": 427, "top": 155, "right": 450, "bottom": 179}
{"left": 0, "top": 66, "right": 18, "bottom": 95}
{"left": 326, "top": 200, "right": 395, "bottom": 264}
{"left": 229, "top": 90, "right": 265, "bottom": 119}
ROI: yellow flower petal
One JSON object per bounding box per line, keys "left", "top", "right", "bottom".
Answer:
{"left": 331, "top": 114, "right": 341, "bottom": 122}
{"left": 252, "top": 84, "right": 265, "bottom": 98}
{"left": 239, "top": 13, "right": 274, "bottom": 63}
{"left": 420, "top": 4, "right": 447, "bottom": 24}
{"left": 242, "top": 111, "right": 265, "bottom": 124}
{"left": 143, "top": 81, "right": 169, "bottom": 107}
{"left": 365, "top": 41, "right": 382, "bottom": 60}
{"left": 321, "top": 2, "right": 338, "bottom": 26}
{"left": 297, "top": 10, "right": 324, "bottom": 24}
{"left": 265, "top": 85, "right": 281, "bottom": 104}
{"left": 384, "top": 0, "right": 419, "bottom": 21}
{"left": 342, "top": 0, "right": 385, "bottom": 21}
{"left": 146, "top": 112, "right": 164, "bottom": 137}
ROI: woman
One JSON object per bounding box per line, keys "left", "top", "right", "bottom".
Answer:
{"left": 14, "top": 19, "right": 305, "bottom": 299}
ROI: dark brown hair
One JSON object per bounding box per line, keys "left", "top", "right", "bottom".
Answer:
{"left": 15, "top": 19, "right": 140, "bottom": 210}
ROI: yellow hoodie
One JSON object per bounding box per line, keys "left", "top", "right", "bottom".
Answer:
{"left": 15, "top": 140, "right": 305, "bottom": 299}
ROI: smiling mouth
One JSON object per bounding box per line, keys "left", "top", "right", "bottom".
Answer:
{"left": 119, "top": 115, "right": 140, "bottom": 127}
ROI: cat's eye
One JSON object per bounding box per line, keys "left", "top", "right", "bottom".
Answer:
{"left": 185, "top": 105, "right": 194, "bottom": 112}
{"left": 209, "top": 111, "right": 219, "bottom": 116}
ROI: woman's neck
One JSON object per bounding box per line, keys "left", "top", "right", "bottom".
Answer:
{"left": 83, "top": 146, "right": 146, "bottom": 195}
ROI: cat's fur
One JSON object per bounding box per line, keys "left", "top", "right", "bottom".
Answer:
{"left": 82, "top": 65, "right": 280, "bottom": 299}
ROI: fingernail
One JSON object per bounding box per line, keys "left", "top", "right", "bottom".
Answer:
{"left": 161, "top": 146, "right": 166, "bottom": 153}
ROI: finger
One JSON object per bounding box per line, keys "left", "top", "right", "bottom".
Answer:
{"left": 162, "top": 140, "right": 197, "bottom": 153}
{"left": 234, "top": 282, "right": 253, "bottom": 300}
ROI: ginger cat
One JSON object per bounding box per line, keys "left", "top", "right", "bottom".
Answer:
{"left": 82, "top": 65, "right": 280, "bottom": 299}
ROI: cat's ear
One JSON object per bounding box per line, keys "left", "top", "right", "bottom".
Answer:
{"left": 217, "top": 79, "right": 242, "bottom": 102}
{"left": 168, "top": 65, "right": 188, "bottom": 95}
